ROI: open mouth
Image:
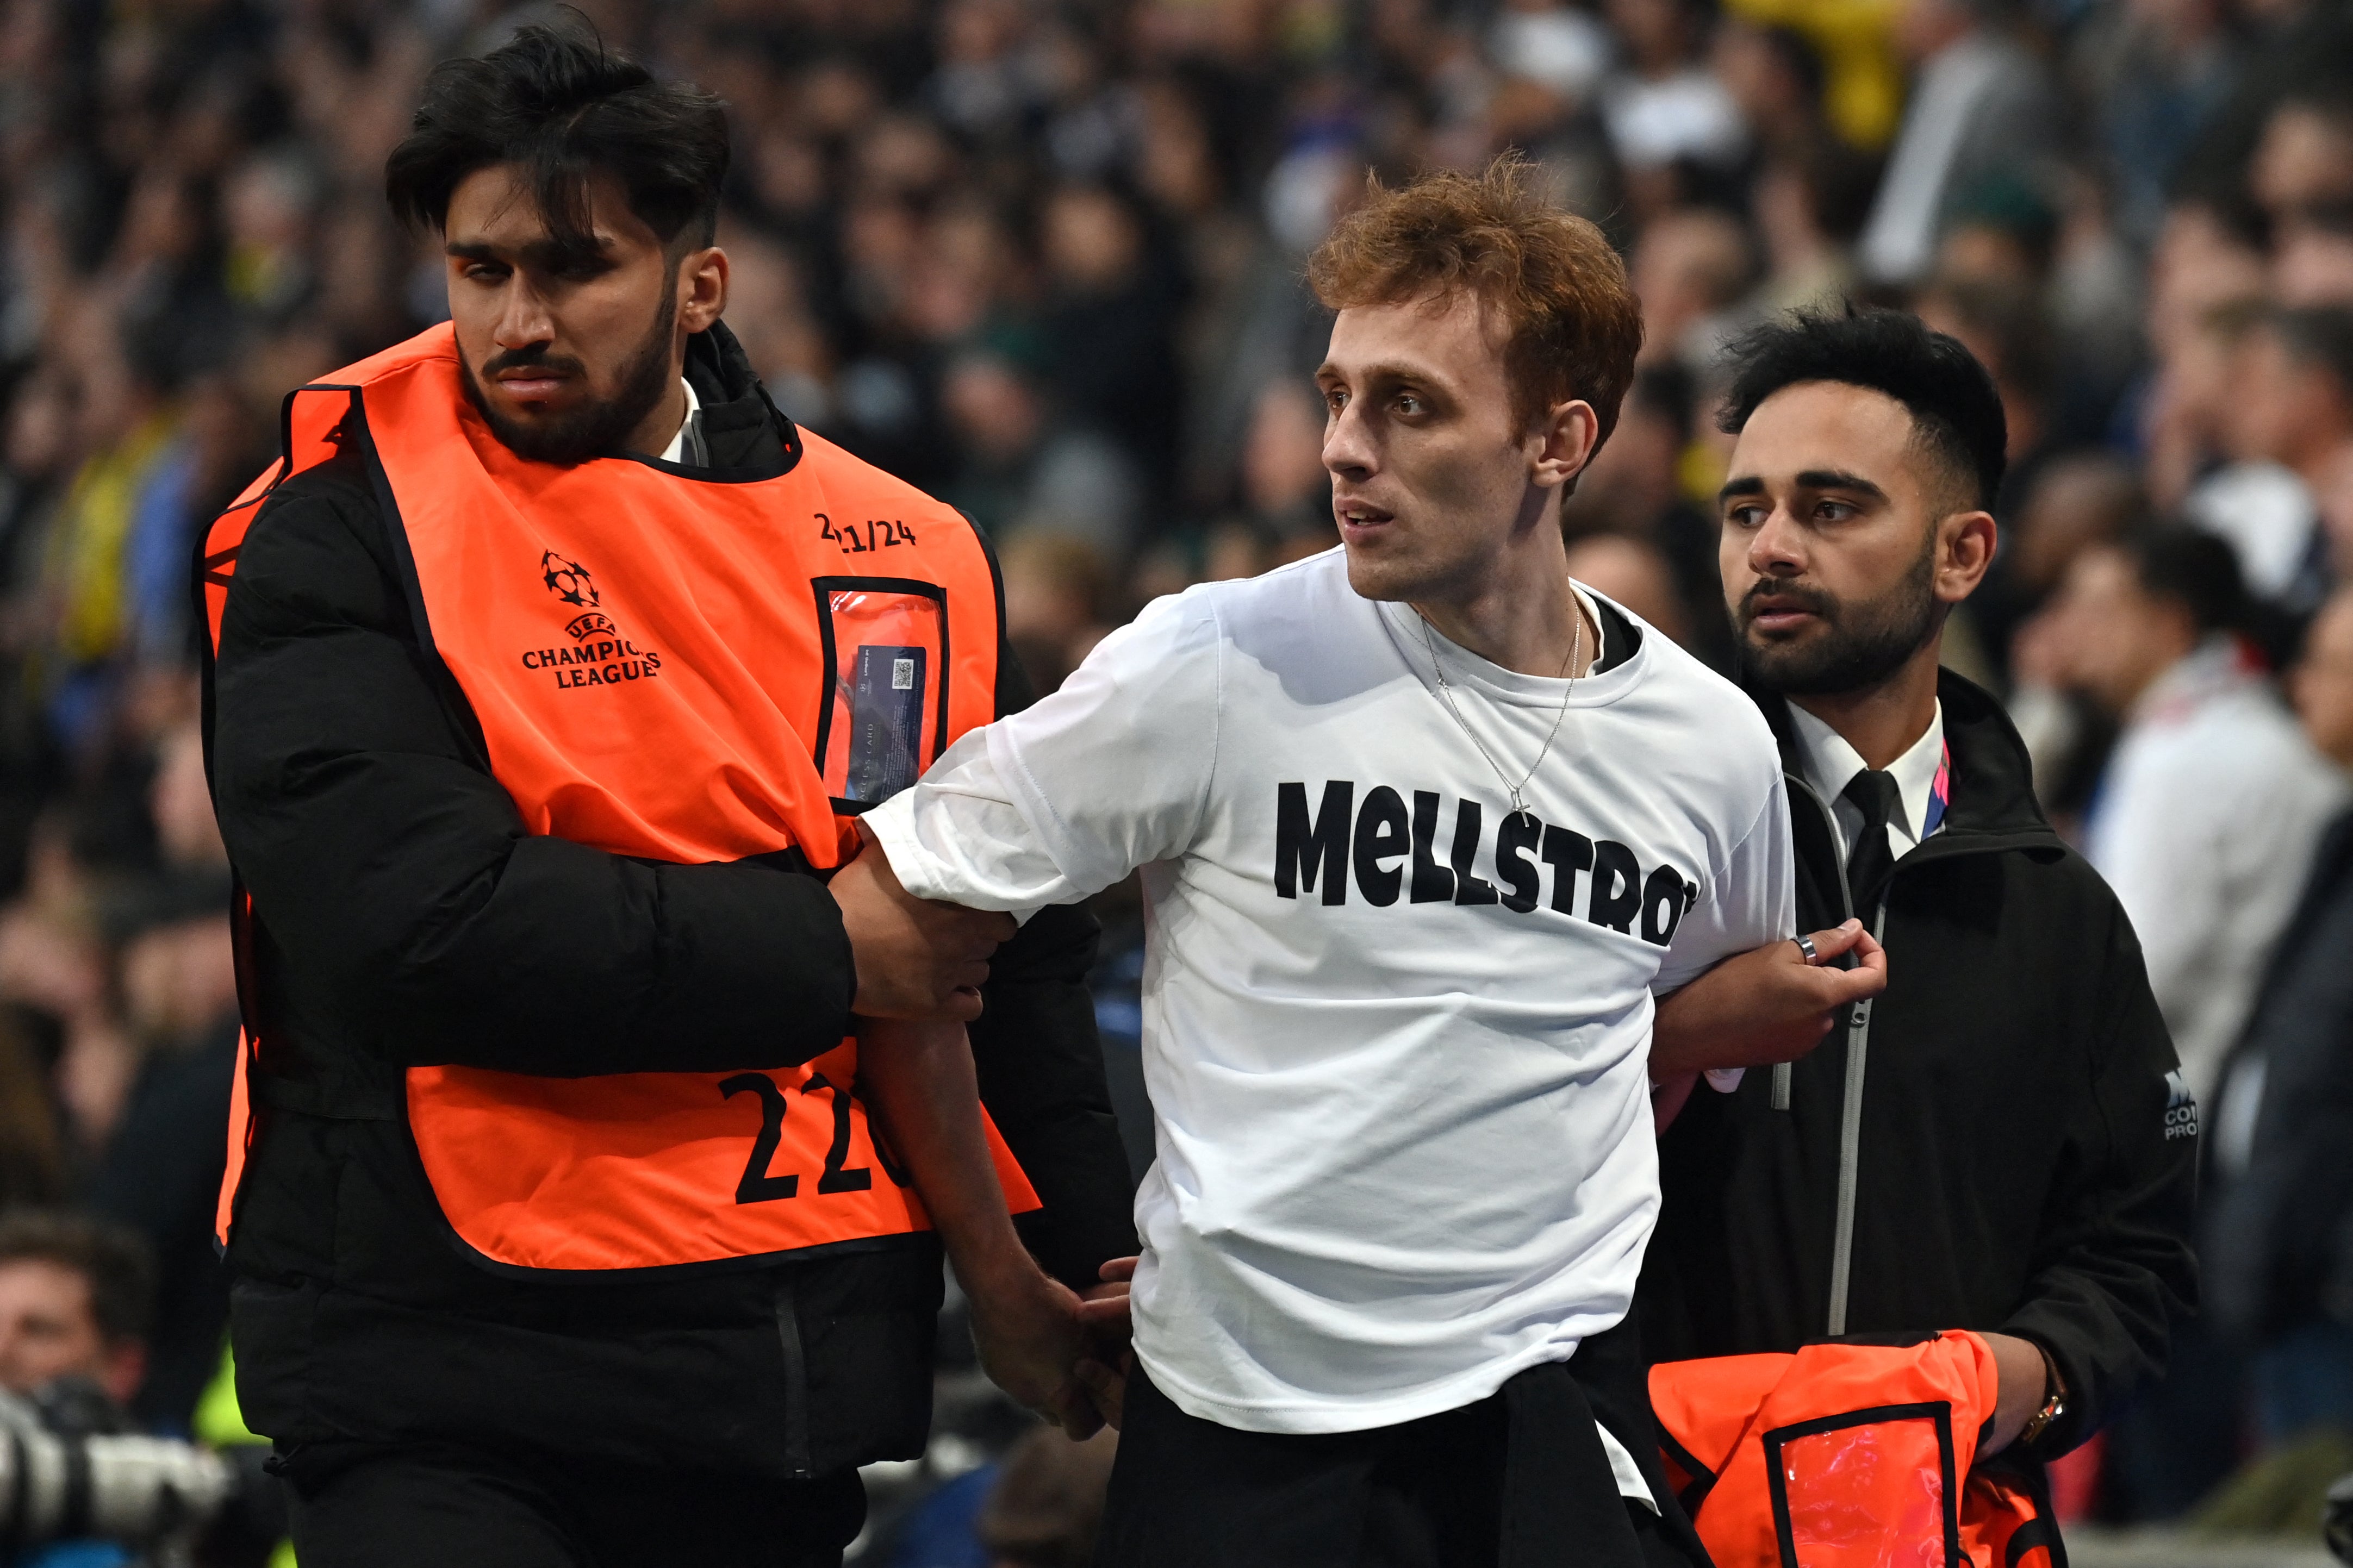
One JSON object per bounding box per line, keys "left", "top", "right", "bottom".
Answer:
{"left": 1334, "top": 498, "right": 1395, "bottom": 539}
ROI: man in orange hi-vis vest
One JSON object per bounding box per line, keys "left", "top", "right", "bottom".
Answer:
{"left": 196, "top": 24, "right": 1135, "bottom": 1564}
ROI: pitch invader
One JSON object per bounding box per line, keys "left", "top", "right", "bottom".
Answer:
{"left": 844, "top": 158, "right": 1885, "bottom": 1566}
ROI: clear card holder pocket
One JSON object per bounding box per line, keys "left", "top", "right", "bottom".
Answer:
{"left": 1763, "top": 1403, "right": 1960, "bottom": 1568}
{"left": 814, "top": 579, "right": 949, "bottom": 810}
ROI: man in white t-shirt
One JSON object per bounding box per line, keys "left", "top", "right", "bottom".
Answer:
{"left": 834, "top": 158, "right": 1884, "bottom": 1567}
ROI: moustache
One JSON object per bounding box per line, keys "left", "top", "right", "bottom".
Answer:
{"left": 1738, "top": 579, "right": 1838, "bottom": 624}
{"left": 480, "top": 347, "right": 588, "bottom": 379}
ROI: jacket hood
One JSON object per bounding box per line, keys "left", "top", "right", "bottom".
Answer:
{"left": 681, "top": 320, "right": 802, "bottom": 476}
{"left": 1747, "top": 666, "right": 2064, "bottom": 848}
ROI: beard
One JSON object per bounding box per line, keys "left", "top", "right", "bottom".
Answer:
{"left": 1735, "top": 533, "right": 1941, "bottom": 696}
{"left": 459, "top": 287, "right": 678, "bottom": 466}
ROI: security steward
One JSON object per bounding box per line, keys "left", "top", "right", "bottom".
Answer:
{"left": 1640, "top": 309, "right": 2197, "bottom": 1556}
{"left": 195, "top": 27, "right": 1134, "bottom": 1565}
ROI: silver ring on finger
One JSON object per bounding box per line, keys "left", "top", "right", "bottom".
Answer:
{"left": 1794, "top": 934, "right": 1820, "bottom": 965}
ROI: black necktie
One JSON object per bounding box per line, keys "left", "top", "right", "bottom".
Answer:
{"left": 1840, "top": 769, "right": 1901, "bottom": 917}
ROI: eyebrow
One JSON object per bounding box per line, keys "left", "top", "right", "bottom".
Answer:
{"left": 1319, "top": 360, "right": 1442, "bottom": 387}
{"left": 1796, "top": 468, "right": 1889, "bottom": 501}
{"left": 446, "top": 236, "right": 613, "bottom": 270}
{"left": 1716, "top": 469, "right": 1891, "bottom": 504}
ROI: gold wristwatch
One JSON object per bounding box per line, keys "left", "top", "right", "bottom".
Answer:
{"left": 2017, "top": 1346, "right": 2068, "bottom": 1446}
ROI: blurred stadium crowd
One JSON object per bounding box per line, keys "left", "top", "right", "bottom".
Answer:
{"left": 3, "top": 0, "right": 2353, "bottom": 1556}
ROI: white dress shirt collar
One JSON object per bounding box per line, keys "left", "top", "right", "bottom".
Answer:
{"left": 1787, "top": 698, "right": 1947, "bottom": 855}
{"left": 657, "top": 377, "right": 701, "bottom": 464}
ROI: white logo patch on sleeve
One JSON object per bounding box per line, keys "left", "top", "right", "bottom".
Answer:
{"left": 2164, "top": 1069, "right": 2200, "bottom": 1140}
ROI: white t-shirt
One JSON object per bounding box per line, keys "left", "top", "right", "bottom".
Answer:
{"left": 866, "top": 548, "right": 1792, "bottom": 1449}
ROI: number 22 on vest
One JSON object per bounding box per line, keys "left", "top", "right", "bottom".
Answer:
{"left": 719, "top": 1070, "right": 912, "bottom": 1204}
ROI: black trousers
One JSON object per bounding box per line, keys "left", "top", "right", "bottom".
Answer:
{"left": 1097, "top": 1366, "right": 1700, "bottom": 1568}
{"left": 276, "top": 1440, "right": 866, "bottom": 1568}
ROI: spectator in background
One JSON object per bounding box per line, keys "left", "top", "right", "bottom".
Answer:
{"left": 2142, "top": 204, "right": 2272, "bottom": 508}
{"left": 1717, "top": 0, "right": 1906, "bottom": 152}
{"left": 0, "top": 1208, "right": 153, "bottom": 1409}
{"left": 2248, "top": 86, "right": 2353, "bottom": 244}
{"left": 939, "top": 348, "right": 1141, "bottom": 558}
{"left": 1748, "top": 133, "right": 1879, "bottom": 318}
{"left": 2054, "top": 528, "right": 2345, "bottom": 1111}
{"left": 1913, "top": 276, "right": 2055, "bottom": 504}
{"left": 1857, "top": 0, "right": 2059, "bottom": 287}
{"left": 1712, "top": 21, "right": 1831, "bottom": 163}
{"left": 2226, "top": 305, "right": 2353, "bottom": 631}
{"left": 1215, "top": 378, "right": 1333, "bottom": 568}
{"left": 1038, "top": 183, "right": 1186, "bottom": 500}
{"left": 2166, "top": 295, "right": 2307, "bottom": 564}
{"left": 2071, "top": 0, "right": 2239, "bottom": 247}
{"left": 1603, "top": 0, "right": 1747, "bottom": 215}
{"left": 2203, "top": 582, "right": 2353, "bottom": 1513}
{"left": 999, "top": 532, "right": 1117, "bottom": 700}
{"left": 85, "top": 716, "right": 233, "bottom": 1435}
{"left": 1565, "top": 361, "right": 1737, "bottom": 670}
{"left": 1999, "top": 454, "right": 2142, "bottom": 817}
{"left": 1629, "top": 205, "right": 1756, "bottom": 372}
{"left": 1564, "top": 530, "right": 1692, "bottom": 646}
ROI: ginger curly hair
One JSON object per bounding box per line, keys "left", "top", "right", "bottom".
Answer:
{"left": 1306, "top": 155, "right": 1644, "bottom": 447}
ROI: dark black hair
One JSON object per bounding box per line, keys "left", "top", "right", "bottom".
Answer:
{"left": 1717, "top": 306, "right": 2007, "bottom": 513}
{"left": 0, "top": 1208, "right": 156, "bottom": 1347}
{"left": 2120, "top": 526, "right": 2249, "bottom": 636}
{"left": 2268, "top": 305, "right": 2353, "bottom": 401}
{"left": 385, "top": 21, "right": 729, "bottom": 257}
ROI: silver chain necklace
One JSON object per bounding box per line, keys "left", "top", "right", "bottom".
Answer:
{"left": 1415, "top": 599, "right": 1586, "bottom": 820}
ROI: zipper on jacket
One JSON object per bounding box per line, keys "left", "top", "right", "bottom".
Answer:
{"left": 1776, "top": 751, "right": 2062, "bottom": 1338}
{"left": 1776, "top": 773, "right": 1854, "bottom": 1113}
{"left": 1826, "top": 903, "right": 1887, "bottom": 1338}
{"left": 774, "top": 1279, "right": 814, "bottom": 1479}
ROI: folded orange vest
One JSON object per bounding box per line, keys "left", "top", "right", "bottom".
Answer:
{"left": 1650, "top": 1333, "right": 2059, "bottom": 1568}
{"left": 201, "top": 323, "right": 1038, "bottom": 1274}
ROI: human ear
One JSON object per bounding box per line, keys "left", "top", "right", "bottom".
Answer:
{"left": 1936, "top": 509, "right": 1998, "bottom": 604}
{"left": 680, "top": 246, "right": 729, "bottom": 334}
{"left": 1532, "top": 399, "right": 1601, "bottom": 491}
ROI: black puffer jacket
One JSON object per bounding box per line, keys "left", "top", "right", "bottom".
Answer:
{"left": 1639, "top": 670, "right": 2198, "bottom": 1465}
{"left": 201, "top": 323, "right": 1137, "bottom": 1481}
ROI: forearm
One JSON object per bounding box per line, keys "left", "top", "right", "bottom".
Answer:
{"left": 217, "top": 496, "right": 857, "bottom": 1074}
{"left": 1651, "top": 924, "right": 1878, "bottom": 1075}
{"left": 970, "top": 904, "right": 1140, "bottom": 1288}
{"left": 856, "top": 1016, "right": 1040, "bottom": 1297}
{"left": 233, "top": 795, "right": 856, "bottom": 1074}
{"left": 1651, "top": 974, "right": 1821, "bottom": 1076}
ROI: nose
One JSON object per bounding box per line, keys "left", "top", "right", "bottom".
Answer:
{"left": 491, "top": 278, "right": 555, "bottom": 353}
{"left": 1322, "top": 399, "right": 1374, "bottom": 482}
{"left": 1745, "top": 502, "right": 1807, "bottom": 581}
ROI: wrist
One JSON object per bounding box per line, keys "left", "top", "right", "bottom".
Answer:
{"left": 2016, "top": 1345, "right": 2067, "bottom": 1448}
{"left": 954, "top": 1234, "right": 1047, "bottom": 1309}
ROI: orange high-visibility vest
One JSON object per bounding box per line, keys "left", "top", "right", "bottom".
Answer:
{"left": 1650, "top": 1334, "right": 2061, "bottom": 1568}
{"left": 201, "top": 323, "right": 1038, "bottom": 1274}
